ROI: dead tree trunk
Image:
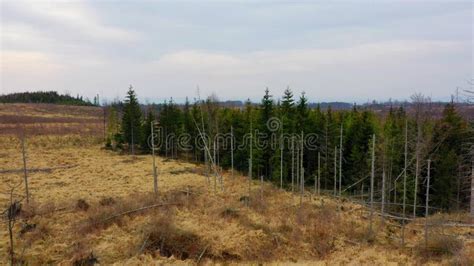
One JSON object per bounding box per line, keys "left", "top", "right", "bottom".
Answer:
{"left": 300, "top": 131, "right": 304, "bottom": 205}
{"left": 296, "top": 138, "right": 300, "bottom": 190}
{"left": 291, "top": 136, "right": 295, "bottom": 193}
{"left": 103, "top": 107, "right": 106, "bottom": 142}
{"left": 425, "top": 159, "right": 431, "bottom": 248}
{"left": 316, "top": 152, "right": 321, "bottom": 195}
{"left": 6, "top": 184, "right": 21, "bottom": 266}
{"left": 413, "top": 115, "right": 422, "bottom": 217}
{"left": 213, "top": 137, "right": 217, "bottom": 192}
{"left": 151, "top": 122, "right": 158, "bottom": 197}
{"left": 334, "top": 146, "right": 337, "bottom": 196}
{"left": 401, "top": 119, "right": 408, "bottom": 246}
{"left": 204, "top": 149, "right": 209, "bottom": 183}
{"left": 8, "top": 192, "right": 15, "bottom": 266}
{"left": 280, "top": 125, "right": 283, "bottom": 189}
{"left": 369, "top": 134, "right": 375, "bottom": 235}
{"left": 339, "top": 123, "right": 343, "bottom": 196}
{"left": 381, "top": 160, "right": 386, "bottom": 224}
{"left": 131, "top": 118, "right": 135, "bottom": 156}
{"left": 470, "top": 160, "right": 473, "bottom": 220}
{"left": 192, "top": 115, "right": 219, "bottom": 192}
{"left": 231, "top": 126, "right": 234, "bottom": 178}
{"left": 314, "top": 161, "right": 317, "bottom": 194}
{"left": 325, "top": 119, "right": 329, "bottom": 191}
{"left": 248, "top": 121, "right": 253, "bottom": 205}
{"left": 413, "top": 156, "right": 419, "bottom": 217}
{"left": 20, "top": 132, "right": 29, "bottom": 204}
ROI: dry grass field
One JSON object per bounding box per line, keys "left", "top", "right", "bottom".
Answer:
{"left": 0, "top": 103, "right": 104, "bottom": 136}
{"left": 0, "top": 104, "right": 472, "bottom": 265}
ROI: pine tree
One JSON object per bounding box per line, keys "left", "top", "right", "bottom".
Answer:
{"left": 281, "top": 88, "right": 295, "bottom": 134}
{"left": 431, "top": 103, "right": 467, "bottom": 210}
{"left": 259, "top": 88, "right": 274, "bottom": 179}
{"left": 121, "top": 86, "right": 143, "bottom": 154}
{"left": 182, "top": 97, "right": 194, "bottom": 160}
{"left": 344, "top": 107, "right": 375, "bottom": 190}
{"left": 296, "top": 92, "right": 309, "bottom": 184}
{"left": 296, "top": 92, "right": 309, "bottom": 131}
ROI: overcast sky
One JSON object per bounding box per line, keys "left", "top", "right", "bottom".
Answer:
{"left": 1, "top": 0, "right": 472, "bottom": 103}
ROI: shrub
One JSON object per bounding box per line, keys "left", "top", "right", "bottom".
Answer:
{"left": 76, "top": 199, "right": 90, "bottom": 211}
{"left": 141, "top": 214, "right": 207, "bottom": 261}
{"left": 416, "top": 234, "right": 463, "bottom": 257}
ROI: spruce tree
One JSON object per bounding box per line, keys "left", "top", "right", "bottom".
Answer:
{"left": 121, "top": 86, "right": 142, "bottom": 153}
{"left": 280, "top": 88, "right": 296, "bottom": 183}
{"left": 431, "top": 103, "right": 467, "bottom": 210}
{"left": 259, "top": 88, "right": 274, "bottom": 179}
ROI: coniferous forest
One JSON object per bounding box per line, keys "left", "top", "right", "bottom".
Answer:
{"left": 107, "top": 86, "right": 473, "bottom": 214}
{"left": 0, "top": 91, "right": 98, "bottom": 106}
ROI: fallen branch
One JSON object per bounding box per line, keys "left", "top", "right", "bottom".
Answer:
{"left": 197, "top": 244, "right": 209, "bottom": 264}
{"left": 138, "top": 233, "right": 151, "bottom": 255}
{"left": 100, "top": 203, "right": 176, "bottom": 224}
{"left": 0, "top": 165, "right": 77, "bottom": 174}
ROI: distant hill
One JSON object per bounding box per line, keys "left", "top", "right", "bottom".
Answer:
{"left": 0, "top": 91, "right": 95, "bottom": 106}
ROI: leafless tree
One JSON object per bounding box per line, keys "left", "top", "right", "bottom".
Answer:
{"left": 300, "top": 131, "right": 304, "bottom": 205}
{"left": 231, "top": 126, "right": 234, "bottom": 179}
{"left": 339, "top": 123, "right": 343, "bottom": 196}
{"left": 334, "top": 146, "right": 337, "bottom": 196}
{"left": 425, "top": 159, "right": 431, "bottom": 248}
{"left": 401, "top": 119, "right": 408, "bottom": 246}
{"left": 151, "top": 121, "right": 158, "bottom": 197}
{"left": 291, "top": 136, "right": 295, "bottom": 193}
{"left": 18, "top": 130, "right": 30, "bottom": 205}
{"left": 410, "top": 93, "right": 432, "bottom": 217}
{"left": 4, "top": 179, "right": 23, "bottom": 266}
{"left": 280, "top": 123, "right": 283, "bottom": 189}
{"left": 369, "top": 134, "right": 376, "bottom": 235}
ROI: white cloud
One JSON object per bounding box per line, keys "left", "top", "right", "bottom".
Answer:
{"left": 149, "top": 40, "right": 466, "bottom": 76}
{"left": 4, "top": 0, "right": 138, "bottom": 42}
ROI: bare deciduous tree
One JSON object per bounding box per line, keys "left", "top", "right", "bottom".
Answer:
{"left": 19, "top": 130, "right": 30, "bottom": 204}
{"left": 339, "top": 124, "right": 343, "bottom": 196}
{"left": 369, "top": 134, "right": 376, "bottom": 235}
{"left": 4, "top": 179, "right": 23, "bottom": 266}
{"left": 151, "top": 121, "right": 158, "bottom": 197}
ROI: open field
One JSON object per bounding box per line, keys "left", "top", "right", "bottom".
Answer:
{"left": 0, "top": 136, "right": 472, "bottom": 265}
{"left": 0, "top": 104, "right": 472, "bottom": 265}
{"left": 0, "top": 103, "right": 104, "bottom": 136}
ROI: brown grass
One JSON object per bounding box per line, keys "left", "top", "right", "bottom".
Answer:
{"left": 415, "top": 234, "right": 463, "bottom": 257}
{"left": 0, "top": 103, "right": 104, "bottom": 137}
{"left": 140, "top": 213, "right": 207, "bottom": 261}
{"left": 451, "top": 244, "right": 474, "bottom": 266}
{"left": 0, "top": 131, "right": 470, "bottom": 265}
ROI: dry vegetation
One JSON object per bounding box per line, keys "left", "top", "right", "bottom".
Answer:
{"left": 0, "top": 103, "right": 104, "bottom": 136}
{"left": 0, "top": 103, "right": 472, "bottom": 265}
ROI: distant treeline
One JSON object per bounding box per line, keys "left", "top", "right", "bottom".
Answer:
{"left": 0, "top": 91, "right": 97, "bottom": 106}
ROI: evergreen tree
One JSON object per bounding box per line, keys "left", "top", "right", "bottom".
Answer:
{"left": 281, "top": 88, "right": 295, "bottom": 134}
{"left": 121, "top": 86, "right": 143, "bottom": 153}
{"left": 182, "top": 97, "right": 195, "bottom": 160}
{"left": 431, "top": 103, "right": 467, "bottom": 210}
{"left": 296, "top": 92, "right": 309, "bottom": 131}
{"left": 280, "top": 88, "right": 296, "bottom": 183}
{"left": 344, "top": 107, "right": 375, "bottom": 190}
{"left": 259, "top": 88, "right": 274, "bottom": 179}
